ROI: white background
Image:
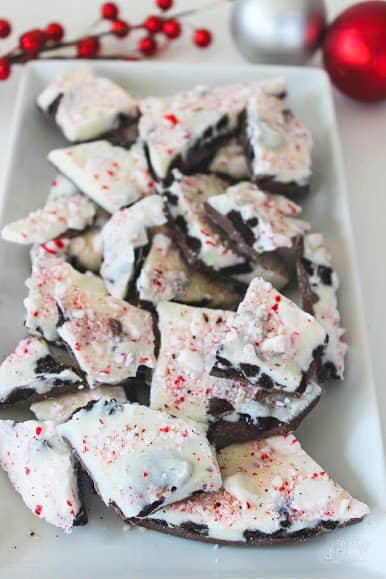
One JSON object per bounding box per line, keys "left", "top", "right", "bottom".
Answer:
{"left": 0, "top": 0, "right": 385, "bottom": 452}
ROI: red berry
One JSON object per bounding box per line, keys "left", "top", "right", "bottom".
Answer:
{"left": 111, "top": 19, "right": 130, "bottom": 38}
{"left": 138, "top": 36, "right": 157, "bottom": 56}
{"left": 145, "top": 15, "right": 163, "bottom": 34}
{"left": 46, "top": 22, "right": 64, "bottom": 43}
{"left": 156, "top": 0, "right": 173, "bottom": 10}
{"left": 162, "top": 19, "right": 181, "bottom": 39}
{"left": 101, "top": 2, "right": 119, "bottom": 20}
{"left": 193, "top": 28, "right": 212, "bottom": 48}
{"left": 0, "top": 57, "right": 10, "bottom": 80}
{"left": 77, "top": 36, "right": 100, "bottom": 58}
{"left": 0, "top": 19, "right": 11, "bottom": 39}
{"left": 19, "top": 29, "right": 47, "bottom": 54}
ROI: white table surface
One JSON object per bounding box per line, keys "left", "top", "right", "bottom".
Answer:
{"left": 0, "top": 0, "right": 385, "bottom": 452}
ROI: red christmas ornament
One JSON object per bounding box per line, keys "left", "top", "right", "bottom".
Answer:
{"left": 0, "top": 57, "right": 10, "bottom": 80}
{"left": 0, "top": 19, "right": 11, "bottom": 39}
{"left": 77, "top": 36, "right": 100, "bottom": 58}
{"left": 19, "top": 29, "right": 47, "bottom": 54}
{"left": 323, "top": 1, "right": 386, "bottom": 102}
{"left": 111, "top": 19, "right": 130, "bottom": 38}
{"left": 193, "top": 28, "right": 212, "bottom": 48}
{"left": 46, "top": 22, "right": 65, "bottom": 43}
{"left": 162, "top": 19, "right": 181, "bottom": 39}
{"left": 101, "top": 2, "right": 119, "bottom": 21}
{"left": 156, "top": 0, "right": 173, "bottom": 11}
{"left": 145, "top": 15, "right": 163, "bottom": 34}
{"left": 138, "top": 36, "right": 157, "bottom": 56}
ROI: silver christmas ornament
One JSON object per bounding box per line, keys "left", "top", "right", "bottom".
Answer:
{"left": 231, "top": 0, "right": 326, "bottom": 65}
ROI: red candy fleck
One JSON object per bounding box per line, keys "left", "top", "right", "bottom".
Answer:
{"left": 164, "top": 113, "right": 178, "bottom": 126}
{"left": 99, "top": 418, "right": 104, "bottom": 425}
{"left": 33, "top": 310, "right": 39, "bottom": 318}
{"left": 35, "top": 426, "right": 42, "bottom": 436}
{"left": 25, "top": 467, "right": 30, "bottom": 475}
{"left": 143, "top": 472, "right": 149, "bottom": 478}
{"left": 34, "top": 504, "right": 43, "bottom": 516}
{"left": 272, "top": 303, "right": 279, "bottom": 312}
{"left": 159, "top": 426, "right": 170, "bottom": 433}
{"left": 66, "top": 500, "right": 73, "bottom": 507}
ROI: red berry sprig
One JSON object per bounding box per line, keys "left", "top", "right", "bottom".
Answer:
{"left": 0, "top": 1, "right": 215, "bottom": 81}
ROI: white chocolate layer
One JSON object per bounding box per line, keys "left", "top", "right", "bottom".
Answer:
{"left": 149, "top": 435, "right": 369, "bottom": 542}
{"left": 209, "top": 140, "right": 249, "bottom": 180}
{"left": 0, "top": 420, "right": 83, "bottom": 532}
{"left": 48, "top": 141, "right": 155, "bottom": 214}
{"left": 55, "top": 281, "right": 155, "bottom": 387}
{"left": 101, "top": 195, "right": 166, "bottom": 299}
{"left": 1, "top": 174, "right": 96, "bottom": 245}
{"left": 58, "top": 399, "right": 221, "bottom": 519}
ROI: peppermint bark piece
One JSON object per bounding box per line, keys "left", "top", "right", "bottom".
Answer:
{"left": 101, "top": 195, "right": 167, "bottom": 299}
{"left": 25, "top": 247, "right": 106, "bottom": 343}
{"left": 0, "top": 337, "right": 83, "bottom": 406}
{"left": 55, "top": 280, "right": 155, "bottom": 387}
{"left": 37, "top": 66, "right": 138, "bottom": 143}
{"left": 211, "top": 277, "right": 327, "bottom": 396}
{"left": 151, "top": 302, "right": 320, "bottom": 447}
{"left": 243, "top": 93, "right": 312, "bottom": 195}
{"left": 140, "top": 434, "right": 369, "bottom": 545}
{"left": 167, "top": 171, "right": 289, "bottom": 289}
{"left": 136, "top": 229, "right": 240, "bottom": 308}
{"left": 48, "top": 141, "right": 155, "bottom": 214}
{"left": 58, "top": 399, "right": 221, "bottom": 519}
{"left": 1, "top": 174, "right": 96, "bottom": 245}
{"left": 31, "top": 386, "right": 127, "bottom": 423}
{"left": 205, "top": 182, "right": 310, "bottom": 260}
{"left": 139, "top": 80, "right": 287, "bottom": 182}
{"left": 0, "top": 420, "right": 86, "bottom": 532}
{"left": 208, "top": 139, "right": 249, "bottom": 182}
{"left": 294, "top": 234, "right": 347, "bottom": 380}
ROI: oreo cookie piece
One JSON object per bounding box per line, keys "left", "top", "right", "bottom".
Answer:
{"left": 37, "top": 66, "right": 138, "bottom": 143}
{"left": 25, "top": 246, "right": 106, "bottom": 343}
{"left": 0, "top": 336, "right": 83, "bottom": 406}
{"left": 138, "top": 434, "right": 369, "bottom": 545}
{"left": 55, "top": 278, "right": 155, "bottom": 387}
{"left": 210, "top": 276, "right": 327, "bottom": 396}
{"left": 0, "top": 419, "right": 87, "bottom": 532}
{"left": 139, "top": 79, "right": 287, "bottom": 183}
{"left": 1, "top": 174, "right": 96, "bottom": 245}
{"left": 57, "top": 399, "right": 221, "bottom": 520}
{"left": 208, "top": 139, "right": 249, "bottom": 182}
{"left": 30, "top": 386, "right": 127, "bottom": 423}
{"left": 242, "top": 92, "right": 312, "bottom": 195}
{"left": 294, "top": 234, "right": 347, "bottom": 381}
{"left": 151, "top": 302, "right": 321, "bottom": 447}
{"left": 136, "top": 228, "right": 240, "bottom": 308}
{"left": 48, "top": 140, "right": 156, "bottom": 214}
{"left": 205, "top": 181, "right": 310, "bottom": 260}
{"left": 166, "top": 171, "right": 289, "bottom": 289}
{"left": 101, "top": 195, "right": 167, "bottom": 299}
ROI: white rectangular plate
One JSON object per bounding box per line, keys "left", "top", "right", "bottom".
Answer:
{"left": 0, "top": 61, "right": 385, "bottom": 579}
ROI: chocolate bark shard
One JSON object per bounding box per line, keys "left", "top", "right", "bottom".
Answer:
{"left": 139, "top": 435, "right": 368, "bottom": 545}
{"left": 208, "top": 139, "right": 249, "bottom": 182}
{"left": 25, "top": 246, "right": 106, "bottom": 343}
{"left": 294, "top": 234, "right": 347, "bottom": 380}
{"left": 57, "top": 399, "right": 221, "bottom": 520}
{"left": 30, "top": 386, "right": 127, "bottom": 423}
{"left": 0, "top": 336, "right": 83, "bottom": 406}
{"left": 205, "top": 181, "right": 310, "bottom": 260}
{"left": 0, "top": 419, "right": 86, "bottom": 532}
{"left": 210, "top": 277, "right": 327, "bottom": 396}
{"left": 1, "top": 174, "right": 96, "bottom": 245}
{"left": 55, "top": 280, "right": 155, "bottom": 387}
{"left": 101, "top": 195, "right": 167, "bottom": 299}
{"left": 139, "top": 80, "right": 287, "bottom": 182}
{"left": 243, "top": 93, "right": 312, "bottom": 195}
{"left": 151, "top": 302, "right": 321, "bottom": 445}
{"left": 166, "top": 171, "right": 289, "bottom": 289}
{"left": 37, "top": 66, "right": 138, "bottom": 143}
{"left": 48, "top": 140, "right": 156, "bottom": 214}
{"left": 136, "top": 228, "right": 240, "bottom": 308}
